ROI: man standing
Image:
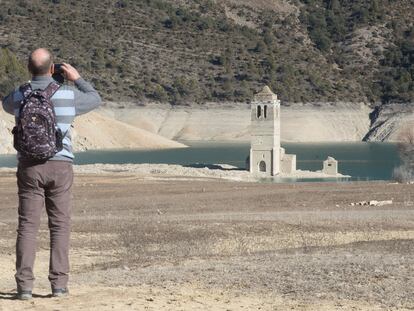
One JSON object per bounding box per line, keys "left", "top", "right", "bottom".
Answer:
{"left": 2, "top": 48, "right": 101, "bottom": 300}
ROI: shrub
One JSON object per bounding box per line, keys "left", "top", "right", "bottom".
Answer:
{"left": 151, "top": 84, "right": 169, "bottom": 102}
{"left": 0, "top": 48, "right": 29, "bottom": 97}
{"left": 394, "top": 128, "right": 414, "bottom": 182}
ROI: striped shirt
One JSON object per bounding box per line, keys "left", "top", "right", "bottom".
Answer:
{"left": 2, "top": 76, "right": 101, "bottom": 162}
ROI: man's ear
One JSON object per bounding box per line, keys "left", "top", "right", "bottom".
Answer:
{"left": 50, "top": 63, "right": 54, "bottom": 74}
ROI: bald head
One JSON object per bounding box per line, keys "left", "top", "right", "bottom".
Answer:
{"left": 28, "top": 48, "right": 53, "bottom": 76}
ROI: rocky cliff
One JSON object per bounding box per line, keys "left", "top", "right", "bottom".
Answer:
{"left": 363, "top": 104, "right": 414, "bottom": 142}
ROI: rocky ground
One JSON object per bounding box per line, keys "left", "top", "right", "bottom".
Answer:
{"left": 0, "top": 163, "right": 350, "bottom": 182}
{"left": 0, "top": 171, "right": 413, "bottom": 310}
{"left": 364, "top": 104, "right": 414, "bottom": 142}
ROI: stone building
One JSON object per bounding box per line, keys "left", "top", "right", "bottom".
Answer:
{"left": 249, "top": 86, "right": 281, "bottom": 177}
{"left": 322, "top": 156, "right": 338, "bottom": 175}
{"left": 280, "top": 147, "right": 296, "bottom": 174}
{"left": 249, "top": 86, "right": 345, "bottom": 178}
{"left": 249, "top": 86, "right": 296, "bottom": 177}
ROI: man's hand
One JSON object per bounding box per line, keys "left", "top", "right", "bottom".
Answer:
{"left": 61, "top": 63, "right": 81, "bottom": 82}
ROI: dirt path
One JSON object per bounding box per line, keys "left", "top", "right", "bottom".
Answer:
{"left": 0, "top": 172, "right": 413, "bottom": 310}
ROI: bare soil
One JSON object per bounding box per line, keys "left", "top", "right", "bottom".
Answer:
{"left": 0, "top": 172, "right": 413, "bottom": 310}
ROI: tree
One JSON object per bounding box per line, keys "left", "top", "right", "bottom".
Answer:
{"left": 263, "top": 29, "right": 275, "bottom": 46}
{"left": 0, "top": 48, "right": 29, "bottom": 97}
{"left": 171, "top": 76, "right": 202, "bottom": 104}
{"left": 92, "top": 48, "right": 106, "bottom": 70}
{"left": 253, "top": 40, "right": 267, "bottom": 53}
{"left": 150, "top": 84, "right": 169, "bottom": 102}
{"left": 394, "top": 128, "right": 414, "bottom": 182}
{"left": 379, "top": 35, "right": 414, "bottom": 103}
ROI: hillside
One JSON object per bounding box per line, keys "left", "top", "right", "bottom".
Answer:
{"left": 0, "top": 0, "right": 413, "bottom": 105}
{"left": 0, "top": 109, "right": 186, "bottom": 154}
{"left": 100, "top": 102, "right": 372, "bottom": 142}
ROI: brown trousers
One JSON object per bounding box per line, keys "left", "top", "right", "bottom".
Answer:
{"left": 15, "top": 160, "right": 73, "bottom": 291}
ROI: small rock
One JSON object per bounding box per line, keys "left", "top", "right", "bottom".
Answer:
{"left": 351, "top": 200, "right": 393, "bottom": 207}
{"left": 369, "top": 200, "right": 393, "bottom": 206}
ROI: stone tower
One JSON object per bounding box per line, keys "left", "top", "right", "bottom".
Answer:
{"left": 250, "top": 86, "right": 281, "bottom": 177}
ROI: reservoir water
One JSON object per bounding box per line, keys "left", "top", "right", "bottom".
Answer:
{"left": 0, "top": 142, "right": 401, "bottom": 181}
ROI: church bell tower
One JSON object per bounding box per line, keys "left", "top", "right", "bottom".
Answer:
{"left": 250, "top": 86, "right": 281, "bottom": 177}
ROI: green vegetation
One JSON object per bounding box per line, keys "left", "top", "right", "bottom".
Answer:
{"left": 0, "top": 0, "right": 412, "bottom": 105}
{"left": 0, "top": 49, "right": 29, "bottom": 98}
{"left": 378, "top": 27, "right": 414, "bottom": 103}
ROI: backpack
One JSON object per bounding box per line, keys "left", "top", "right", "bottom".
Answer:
{"left": 12, "top": 82, "right": 63, "bottom": 161}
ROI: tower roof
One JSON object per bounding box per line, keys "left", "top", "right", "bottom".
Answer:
{"left": 254, "top": 86, "right": 278, "bottom": 102}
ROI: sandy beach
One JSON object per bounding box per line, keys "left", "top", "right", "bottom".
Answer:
{"left": 0, "top": 169, "right": 413, "bottom": 310}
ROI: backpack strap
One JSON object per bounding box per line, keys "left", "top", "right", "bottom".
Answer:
{"left": 19, "top": 83, "right": 32, "bottom": 99}
{"left": 43, "top": 82, "right": 61, "bottom": 99}
{"left": 43, "top": 82, "right": 69, "bottom": 139}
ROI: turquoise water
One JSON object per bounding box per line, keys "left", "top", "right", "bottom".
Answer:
{"left": 0, "top": 142, "right": 401, "bottom": 181}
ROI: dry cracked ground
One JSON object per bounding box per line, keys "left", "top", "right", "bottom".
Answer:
{"left": 0, "top": 172, "right": 413, "bottom": 310}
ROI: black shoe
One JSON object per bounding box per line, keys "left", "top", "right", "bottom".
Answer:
{"left": 52, "top": 288, "right": 69, "bottom": 297}
{"left": 17, "top": 290, "right": 32, "bottom": 300}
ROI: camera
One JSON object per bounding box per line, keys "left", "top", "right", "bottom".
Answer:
{"left": 52, "top": 63, "right": 65, "bottom": 84}
{"left": 53, "top": 64, "right": 64, "bottom": 74}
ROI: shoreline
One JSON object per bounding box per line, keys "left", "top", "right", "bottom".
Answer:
{"left": 100, "top": 103, "right": 373, "bottom": 143}
{"left": 2, "top": 101, "right": 411, "bottom": 155}
{"left": 0, "top": 163, "right": 352, "bottom": 183}
{"left": 0, "top": 140, "right": 399, "bottom": 157}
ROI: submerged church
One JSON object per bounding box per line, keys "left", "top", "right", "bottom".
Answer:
{"left": 249, "top": 86, "right": 296, "bottom": 177}
{"left": 249, "top": 86, "right": 339, "bottom": 178}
